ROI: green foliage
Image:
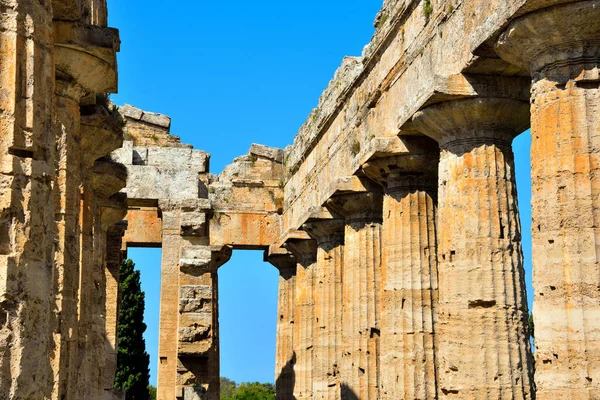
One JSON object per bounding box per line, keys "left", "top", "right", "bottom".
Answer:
{"left": 148, "top": 385, "right": 157, "bottom": 400}
{"left": 423, "top": 0, "right": 433, "bottom": 21}
{"left": 529, "top": 313, "right": 535, "bottom": 340}
{"left": 114, "top": 259, "right": 151, "bottom": 400}
{"left": 220, "top": 378, "right": 275, "bottom": 400}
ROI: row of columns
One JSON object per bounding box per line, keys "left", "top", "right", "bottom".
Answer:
{"left": 269, "top": 3, "right": 600, "bottom": 397}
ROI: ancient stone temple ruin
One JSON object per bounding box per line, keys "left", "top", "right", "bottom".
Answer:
{"left": 1, "top": 0, "right": 599, "bottom": 399}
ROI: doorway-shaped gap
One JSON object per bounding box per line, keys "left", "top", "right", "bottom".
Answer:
{"left": 513, "top": 129, "right": 534, "bottom": 342}
{"left": 218, "top": 250, "right": 279, "bottom": 386}
{"left": 126, "top": 247, "right": 162, "bottom": 388}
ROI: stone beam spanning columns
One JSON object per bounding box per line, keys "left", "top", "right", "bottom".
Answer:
{"left": 412, "top": 97, "right": 533, "bottom": 398}
{"left": 265, "top": 245, "right": 298, "bottom": 399}
{"left": 284, "top": 237, "right": 318, "bottom": 400}
{"left": 496, "top": 2, "right": 600, "bottom": 397}
{"left": 302, "top": 211, "right": 345, "bottom": 399}
{"left": 362, "top": 136, "right": 440, "bottom": 399}
{"left": 325, "top": 178, "right": 383, "bottom": 400}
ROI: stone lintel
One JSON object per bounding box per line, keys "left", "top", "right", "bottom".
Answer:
{"left": 411, "top": 97, "right": 530, "bottom": 148}
{"left": 158, "top": 199, "right": 211, "bottom": 213}
{"left": 496, "top": 1, "right": 600, "bottom": 79}
{"left": 53, "top": 21, "right": 120, "bottom": 93}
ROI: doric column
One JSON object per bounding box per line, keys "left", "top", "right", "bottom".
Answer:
{"left": 52, "top": 79, "right": 87, "bottom": 400}
{"left": 412, "top": 98, "right": 533, "bottom": 398}
{"left": 362, "top": 137, "right": 440, "bottom": 399}
{"left": 302, "top": 215, "right": 345, "bottom": 399}
{"left": 266, "top": 247, "right": 298, "bottom": 399}
{"left": 0, "top": 1, "right": 55, "bottom": 398}
{"left": 326, "top": 186, "right": 383, "bottom": 399}
{"left": 284, "top": 238, "right": 318, "bottom": 400}
{"left": 496, "top": 3, "right": 600, "bottom": 397}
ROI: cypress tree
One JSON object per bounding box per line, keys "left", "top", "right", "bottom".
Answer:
{"left": 114, "top": 259, "right": 151, "bottom": 399}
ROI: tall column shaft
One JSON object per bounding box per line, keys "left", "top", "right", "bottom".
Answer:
{"left": 363, "top": 146, "right": 440, "bottom": 400}
{"left": 0, "top": 1, "right": 55, "bottom": 398}
{"left": 52, "top": 82, "right": 86, "bottom": 400}
{"left": 285, "top": 239, "right": 317, "bottom": 400}
{"left": 303, "top": 219, "right": 345, "bottom": 399}
{"left": 496, "top": 3, "right": 600, "bottom": 396}
{"left": 327, "top": 191, "right": 383, "bottom": 399}
{"left": 267, "top": 251, "right": 297, "bottom": 399}
{"left": 413, "top": 98, "right": 533, "bottom": 398}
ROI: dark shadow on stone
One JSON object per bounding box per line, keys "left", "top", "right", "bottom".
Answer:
{"left": 275, "top": 351, "right": 296, "bottom": 399}
{"left": 340, "top": 383, "right": 359, "bottom": 400}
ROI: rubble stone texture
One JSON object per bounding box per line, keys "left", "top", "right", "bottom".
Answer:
{"left": 1, "top": 0, "right": 600, "bottom": 399}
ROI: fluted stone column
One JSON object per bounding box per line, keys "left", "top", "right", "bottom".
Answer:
{"left": 302, "top": 217, "right": 345, "bottom": 399}
{"left": 0, "top": 1, "right": 55, "bottom": 397}
{"left": 284, "top": 239, "right": 317, "bottom": 400}
{"left": 52, "top": 80, "right": 87, "bottom": 400}
{"left": 362, "top": 138, "right": 439, "bottom": 399}
{"left": 496, "top": 3, "right": 600, "bottom": 397}
{"left": 266, "top": 249, "right": 298, "bottom": 399}
{"left": 412, "top": 98, "right": 533, "bottom": 398}
{"left": 326, "top": 190, "right": 383, "bottom": 399}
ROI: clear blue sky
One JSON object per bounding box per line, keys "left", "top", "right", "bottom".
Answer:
{"left": 107, "top": 0, "right": 534, "bottom": 387}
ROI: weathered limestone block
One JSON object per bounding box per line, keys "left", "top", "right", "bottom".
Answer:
{"left": 284, "top": 238, "right": 318, "bottom": 400}
{"left": 362, "top": 136, "right": 440, "bottom": 399}
{"left": 266, "top": 247, "right": 297, "bottom": 399}
{"left": 302, "top": 214, "right": 345, "bottom": 399}
{"left": 496, "top": 2, "right": 600, "bottom": 397}
{"left": 326, "top": 184, "right": 383, "bottom": 400}
{"left": 412, "top": 97, "right": 533, "bottom": 399}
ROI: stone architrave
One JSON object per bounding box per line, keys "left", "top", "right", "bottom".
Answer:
{"left": 302, "top": 215, "right": 345, "bottom": 399}
{"left": 496, "top": 2, "right": 600, "bottom": 397}
{"left": 284, "top": 238, "right": 318, "bottom": 400}
{"left": 266, "top": 247, "right": 298, "bottom": 399}
{"left": 362, "top": 137, "right": 439, "bottom": 399}
{"left": 412, "top": 97, "right": 534, "bottom": 398}
{"left": 326, "top": 188, "right": 383, "bottom": 400}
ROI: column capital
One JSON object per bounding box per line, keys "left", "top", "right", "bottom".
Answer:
{"left": 326, "top": 191, "right": 383, "bottom": 223}
{"left": 99, "top": 192, "right": 127, "bottom": 230}
{"left": 265, "top": 246, "right": 297, "bottom": 278}
{"left": 362, "top": 137, "right": 438, "bottom": 192}
{"left": 496, "top": 1, "right": 600, "bottom": 81}
{"left": 302, "top": 217, "right": 345, "bottom": 247}
{"left": 92, "top": 159, "right": 127, "bottom": 198}
{"left": 411, "top": 98, "right": 530, "bottom": 149}
{"left": 283, "top": 238, "right": 317, "bottom": 267}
